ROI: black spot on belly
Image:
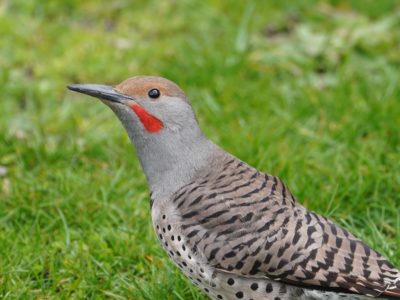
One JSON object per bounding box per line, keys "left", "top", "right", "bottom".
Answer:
{"left": 235, "top": 291, "right": 244, "bottom": 299}
{"left": 250, "top": 283, "right": 258, "bottom": 290}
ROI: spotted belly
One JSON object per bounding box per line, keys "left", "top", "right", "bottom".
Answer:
{"left": 154, "top": 213, "right": 294, "bottom": 300}
{"left": 152, "top": 214, "right": 372, "bottom": 300}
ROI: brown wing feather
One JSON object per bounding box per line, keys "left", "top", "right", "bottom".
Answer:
{"left": 385, "top": 288, "right": 400, "bottom": 298}
{"left": 283, "top": 214, "right": 399, "bottom": 297}
{"left": 384, "top": 288, "right": 400, "bottom": 297}
{"left": 174, "top": 157, "right": 400, "bottom": 297}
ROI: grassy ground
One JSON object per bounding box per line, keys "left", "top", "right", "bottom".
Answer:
{"left": 1, "top": 0, "right": 399, "bottom": 299}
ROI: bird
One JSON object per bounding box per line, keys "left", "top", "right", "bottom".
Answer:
{"left": 67, "top": 76, "right": 400, "bottom": 300}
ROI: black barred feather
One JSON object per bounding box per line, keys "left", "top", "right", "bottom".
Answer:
{"left": 159, "top": 155, "right": 400, "bottom": 299}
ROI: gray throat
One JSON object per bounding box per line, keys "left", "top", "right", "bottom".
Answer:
{"left": 128, "top": 126, "right": 224, "bottom": 202}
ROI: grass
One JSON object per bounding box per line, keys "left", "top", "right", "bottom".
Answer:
{"left": 1, "top": 0, "right": 399, "bottom": 299}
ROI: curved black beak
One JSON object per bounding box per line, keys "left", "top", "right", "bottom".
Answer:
{"left": 67, "top": 84, "right": 134, "bottom": 103}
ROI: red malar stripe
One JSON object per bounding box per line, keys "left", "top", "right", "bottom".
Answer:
{"left": 130, "top": 104, "right": 164, "bottom": 133}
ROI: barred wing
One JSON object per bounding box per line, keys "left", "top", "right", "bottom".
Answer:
{"left": 173, "top": 158, "right": 400, "bottom": 297}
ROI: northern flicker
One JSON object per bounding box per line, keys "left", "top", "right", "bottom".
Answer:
{"left": 68, "top": 76, "right": 400, "bottom": 300}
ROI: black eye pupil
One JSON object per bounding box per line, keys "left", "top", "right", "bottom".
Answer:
{"left": 148, "top": 88, "right": 160, "bottom": 99}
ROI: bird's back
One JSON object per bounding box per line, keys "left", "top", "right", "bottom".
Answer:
{"left": 152, "top": 154, "right": 400, "bottom": 299}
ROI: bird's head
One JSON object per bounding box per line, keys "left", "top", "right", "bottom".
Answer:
{"left": 67, "top": 76, "right": 216, "bottom": 195}
{"left": 68, "top": 76, "right": 197, "bottom": 137}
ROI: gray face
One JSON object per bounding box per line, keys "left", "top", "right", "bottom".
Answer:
{"left": 67, "top": 76, "right": 216, "bottom": 198}
{"left": 67, "top": 76, "right": 198, "bottom": 137}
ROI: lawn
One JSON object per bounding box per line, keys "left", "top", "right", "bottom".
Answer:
{"left": 0, "top": 0, "right": 399, "bottom": 299}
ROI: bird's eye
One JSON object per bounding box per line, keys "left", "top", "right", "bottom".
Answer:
{"left": 148, "top": 88, "right": 160, "bottom": 99}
